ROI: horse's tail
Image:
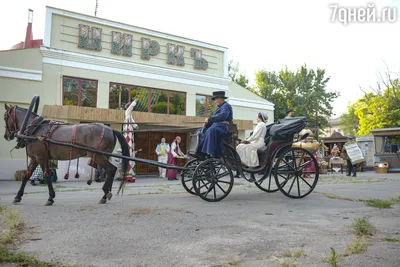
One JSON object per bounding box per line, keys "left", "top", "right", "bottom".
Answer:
{"left": 113, "top": 129, "right": 130, "bottom": 196}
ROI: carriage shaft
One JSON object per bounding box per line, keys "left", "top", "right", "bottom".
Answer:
{"left": 16, "top": 134, "right": 189, "bottom": 171}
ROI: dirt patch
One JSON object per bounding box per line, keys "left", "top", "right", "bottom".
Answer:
{"left": 131, "top": 208, "right": 152, "bottom": 215}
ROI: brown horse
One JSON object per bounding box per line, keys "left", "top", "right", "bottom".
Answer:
{"left": 3, "top": 103, "right": 132, "bottom": 206}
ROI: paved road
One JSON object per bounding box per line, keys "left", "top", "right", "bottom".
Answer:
{"left": 0, "top": 172, "right": 399, "bottom": 267}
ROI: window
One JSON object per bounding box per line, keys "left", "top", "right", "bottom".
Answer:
{"left": 109, "top": 83, "right": 186, "bottom": 115}
{"left": 169, "top": 92, "right": 185, "bottom": 115}
{"left": 196, "top": 94, "right": 217, "bottom": 117}
{"left": 63, "top": 76, "right": 98, "bottom": 107}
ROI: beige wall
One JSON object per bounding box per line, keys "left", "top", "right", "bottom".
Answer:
{"left": 0, "top": 77, "right": 43, "bottom": 106}
{"left": 0, "top": 48, "right": 42, "bottom": 71}
{"left": 50, "top": 14, "right": 224, "bottom": 78}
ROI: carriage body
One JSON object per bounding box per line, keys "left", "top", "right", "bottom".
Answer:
{"left": 181, "top": 117, "right": 320, "bottom": 202}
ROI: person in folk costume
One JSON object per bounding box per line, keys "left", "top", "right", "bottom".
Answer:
{"left": 155, "top": 137, "right": 170, "bottom": 179}
{"left": 196, "top": 91, "right": 234, "bottom": 159}
{"left": 166, "top": 136, "right": 186, "bottom": 180}
{"left": 123, "top": 100, "right": 139, "bottom": 181}
{"left": 236, "top": 112, "right": 268, "bottom": 167}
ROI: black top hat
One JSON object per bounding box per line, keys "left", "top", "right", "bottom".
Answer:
{"left": 211, "top": 91, "right": 227, "bottom": 100}
{"left": 286, "top": 108, "right": 293, "bottom": 114}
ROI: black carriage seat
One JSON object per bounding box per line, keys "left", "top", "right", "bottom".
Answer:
{"left": 223, "top": 122, "right": 237, "bottom": 147}
{"left": 256, "top": 117, "right": 307, "bottom": 164}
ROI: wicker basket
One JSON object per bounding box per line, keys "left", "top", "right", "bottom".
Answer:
{"left": 14, "top": 170, "right": 26, "bottom": 181}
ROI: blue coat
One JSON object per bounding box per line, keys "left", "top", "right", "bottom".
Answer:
{"left": 197, "top": 101, "right": 233, "bottom": 158}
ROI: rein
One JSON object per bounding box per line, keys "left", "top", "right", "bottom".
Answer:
{"left": 4, "top": 107, "right": 19, "bottom": 138}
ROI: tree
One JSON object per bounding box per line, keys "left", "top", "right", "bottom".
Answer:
{"left": 342, "top": 67, "right": 400, "bottom": 136}
{"left": 228, "top": 60, "right": 250, "bottom": 89}
{"left": 339, "top": 103, "right": 359, "bottom": 136}
{"left": 253, "top": 64, "right": 339, "bottom": 129}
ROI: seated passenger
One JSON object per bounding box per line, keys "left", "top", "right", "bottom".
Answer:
{"left": 196, "top": 91, "right": 233, "bottom": 159}
{"left": 236, "top": 112, "right": 268, "bottom": 167}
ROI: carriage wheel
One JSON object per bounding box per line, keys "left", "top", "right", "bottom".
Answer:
{"left": 253, "top": 170, "right": 279, "bottom": 193}
{"left": 274, "top": 147, "right": 319, "bottom": 199}
{"left": 181, "top": 159, "right": 199, "bottom": 195}
{"left": 192, "top": 158, "right": 234, "bottom": 202}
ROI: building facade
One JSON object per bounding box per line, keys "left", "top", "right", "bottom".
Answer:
{"left": 0, "top": 7, "right": 274, "bottom": 179}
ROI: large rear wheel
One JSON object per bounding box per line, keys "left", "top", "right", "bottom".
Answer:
{"left": 274, "top": 147, "right": 319, "bottom": 198}
{"left": 253, "top": 170, "right": 279, "bottom": 193}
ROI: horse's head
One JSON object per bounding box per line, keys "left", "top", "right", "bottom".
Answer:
{"left": 3, "top": 104, "right": 22, "bottom": 141}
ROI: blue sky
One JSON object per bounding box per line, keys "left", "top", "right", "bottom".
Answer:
{"left": 1, "top": 0, "right": 399, "bottom": 117}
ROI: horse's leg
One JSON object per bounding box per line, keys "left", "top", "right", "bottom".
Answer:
{"left": 38, "top": 160, "right": 56, "bottom": 206}
{"left": 14, "top": 158, "right": 38, "bottom": 204}
{"left": 97, "top": 156, "right": 117, "bottom": 204}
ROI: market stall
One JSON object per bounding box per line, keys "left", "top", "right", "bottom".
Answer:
{"left": 370, "top": 128, "right": 400, "bottom": 173}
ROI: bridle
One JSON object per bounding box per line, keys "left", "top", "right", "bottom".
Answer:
{"left": 4, "top": 106, "right": 19, "bottom": 140}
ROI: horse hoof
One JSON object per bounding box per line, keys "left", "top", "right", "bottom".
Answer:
{"left": 87, "top": 180, "right": 92, "bottom": 186}
{"left": 13, "top": 198, "right": 21, "bottom": 204}
{"left": 45, "top": 200, "right": 54, "bottom": 206}
{"left": 106, "top": 192, "right": 113, "bottom": 201}
{"left": 98, "top": 198, "right": 107, "bottom": 204}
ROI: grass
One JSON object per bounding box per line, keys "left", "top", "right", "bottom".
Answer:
{"left": 318, "top": 177, "right": 385, "bottom": 184}
{"left": 316, "top": 191, "right": 400, "bottom": 209}
{"left": 363, "top": 199, "right": 394, "bottom": 208}
{"left": 274, "top": 257, "right": 299, "bottom": 267}
{"left": 26, "top": 188, "right": 97, "bottom": 194}
{"left": 351, "top": 217, "right": 376, "bottom": 237}
{"left": 384, "top": 237, "right": 400, "bottom": 243}
{"left": 281, "top": 251, "right": 292, "bottom": 257}
{"left": 316, "top": 192, "right": 357, "bottom": 202}
{"left": 227, "top": 259, "right": 242, "bottom": 265}
{"left": 3, "top": 209, "right": 24, "bottom": 230}
{"left": 0, "top": 207, "right": 79, "bottom": 266}
{"left": 322, "top": 247, "right": 342, "bottom": 267}
{"left": 293, "top": 249, "right": 307, "bottom": 258}
{"left": 322, "top": 217, "right": 376, "bottom": 266}
{"left": 345, "top": 236, "right": 369, "bottom": 255}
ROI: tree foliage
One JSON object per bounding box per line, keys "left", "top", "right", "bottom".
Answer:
{"left": 253, "top": 64, "right": 339, "bottom": 128}
{"left": 339, "top": 103, "right": 359, "bottom": 136}
{"left": 340, "top": 68, "right": 400, "bottom": 136}
{"left": 228, "top": 60, "right": 250, "bottom": 89}
{"left": 353, "top": 81, "right": 400, "bottom": 135}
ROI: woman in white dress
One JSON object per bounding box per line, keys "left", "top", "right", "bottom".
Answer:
{"left": 236, "top": 112, "right": 268, "bottom": 167}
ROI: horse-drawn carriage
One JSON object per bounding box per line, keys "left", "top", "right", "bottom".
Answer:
{"left": 180, "top": 117, "right": 319, "bottom": 202}
{"left": 3, "top": 96, "right": 319, "bottom": 205}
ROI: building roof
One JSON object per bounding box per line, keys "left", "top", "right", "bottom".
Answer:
{"left": 320, "top": 131, "right": 351, "bottom": 143}
{"left": 8, "top": 10, "right": 43, "bottom": 50}
{"left": 228, "top": 82, "right": 274, "bottom": 110}
{"left": 370, "top": 127, "right": 400, "bottom": 136}
{"left": 44, "top": 6, "right": 227, "bottom": 51}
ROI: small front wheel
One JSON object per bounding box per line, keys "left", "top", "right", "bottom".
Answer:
{"left": 181, "top": 158, "right": 199, "bottom": 195}
{"left": 192, "top": 158, "right": 234, "bottom": 202}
